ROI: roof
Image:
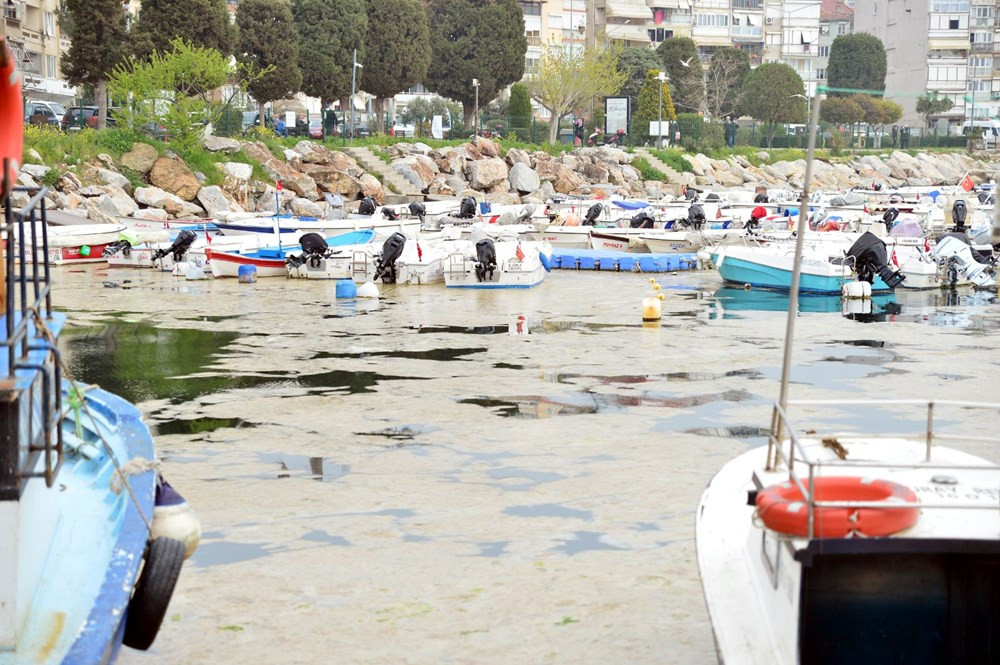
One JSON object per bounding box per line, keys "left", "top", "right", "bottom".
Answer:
{"left": 820, "top": 0, "right": 853, "bottom": 21}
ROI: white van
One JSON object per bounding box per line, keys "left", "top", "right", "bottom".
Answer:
{"left": 966, "top": 120, "right": 999, "bottom": 150}
{"left": 24, "top": 100, "right": 67, "bottom": 126}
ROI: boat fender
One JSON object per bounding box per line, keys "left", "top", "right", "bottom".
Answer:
{"left": 356, "top": 281, "right": 380, "bottom": 299}
{"left": 539, "top": 251, "right": 551, "bottom": 273}
{"left": 335, "top": 279, "right": 358, "bottom": 299}
{"left": 151, "top": 477, "right": 201, "bottom": 559}
{"left": 122, "top": 536, "right": 186, "bottom": 651}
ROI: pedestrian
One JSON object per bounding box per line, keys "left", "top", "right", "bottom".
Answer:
{"left": 574, "top": 118, "right": 585, "bottom": 146}
{"left": 891, "top": 125, "right": 898, "bottom": 149}
{"left": 724, "top": 116, "right": 736, "bottom": 148}
{"left": 275, "top": 116, "right": 287, "bottom": 137}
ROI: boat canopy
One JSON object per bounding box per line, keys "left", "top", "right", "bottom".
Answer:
{"left": 611, "top": 201, "right": 649, "bottom": 211}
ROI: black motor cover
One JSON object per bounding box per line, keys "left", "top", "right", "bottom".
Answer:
{"left": 629, "top": 211, "right": 655, "bottom": 228}
{"left": 408, "top": 201, "right": 426, "bottom": 219}
{"left": 704, "top": 192, "right": 720, "bottom": 203}
{"left": 845, "top": 231, "right": 905, "bottom": 288}
{"left": 686, "top": 204, "right": 706, "bottom": 230}
{"left": 374, "top": 232, "right": 406, "bottom": 283}
{"left": 754, "top": 192, "right": 770, "bottom": 203}
{"left": 103, "top": 239, "right": 132, "bottom": 258}
{"left": 583, "top": 203, "right": 603, "bottom": 226}
{"left": 285, "top": 233, "right": 330, "bottom": 269}
{"left": 358, "top": 196, "right": 377, "bottom": 216}
{"left": 458, "top": 197, "right": 477, "bottom": 219}
{"left": 382, "top": 207, "right": 399, "bottom": 220}
{"left": 952, "top": 199, "right": 967, "bottom": 228}
{"left": 475, "top": 238, "right": 497, "bottom": 282}
{"left": 882, "top": 208, "right": 899, "bottom": 225}
{"left": 151, "top": 229, "right": 197, "bottom": 261}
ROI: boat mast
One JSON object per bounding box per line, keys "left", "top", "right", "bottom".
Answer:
{"left": 775, "top": 91, "right": 824, "bottom": 439}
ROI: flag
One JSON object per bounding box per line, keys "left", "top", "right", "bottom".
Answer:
{"left": 416, "top": 241, "right": 423, "bottom": 261}
{"left": 960, "top": 174, "right": 974, "bottom": 192}
{"left": 891, "top": 250, "right": 899, "bottom": 267}
{"left": 276, "top": 179, "right": 283, "bottom": 191}
{"left": 924, "top": 238, "right": 931, "bottom": 253}
{"left": 205, "top": 228, "right": 211, "bottom": 244}
{"left": 515, "top": 245, "right": 525, "bottom": 261}
{"left": 715, "top": 206, "right": 722, "bottom": 219}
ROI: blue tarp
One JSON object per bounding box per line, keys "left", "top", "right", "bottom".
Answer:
{"left": 611, "top": 200, "right": 649, "bottom": 211}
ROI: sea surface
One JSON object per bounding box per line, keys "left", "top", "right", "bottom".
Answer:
{"left": 52, "top": 265, "right": 999, "bottom": 665}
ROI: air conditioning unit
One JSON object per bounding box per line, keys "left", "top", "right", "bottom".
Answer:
{"left": 765, "top": 17, "right": 774, "bottom": 25}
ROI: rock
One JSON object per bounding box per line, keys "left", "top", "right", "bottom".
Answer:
{"left": 256, "top": 185, "right": 296, "bottom": 213}
{"left": 465, "top": 157, "right": 509, "bottom": 190}
{"left": 310, "top": 168, "right": 364, "bottom": 198}
{"left": 429, "top": 149, "right": 465, "bottom": 175}
{"left": 222, "top": 175, "right": 251, "bottom": 210}
{"left": 197, "top": 185, "right": 244, "bottom": 217}
{"left": 428, "top": 176, "right": 456, "bottom": 196}
{"left": 256, "top": 157, "right": 320, "bottom": 200}
{"left": 26, "top": 148, "right": 43, "bottom": 164}
{"left": 533, "top": 181, "right": 556, "bottom": 201}
{"left": 411, "top": 142, "right": 433, "bottom": 155}
{"left": 83, "top": 198, "right": 119, "bottom": 224}
{"left": 620, "top": 164, "right": 641, "bottom": 182}
{"left": 194, "top": 171, "right": 207, "bottom": 184}
{"left": 202, "top": 135, "right": 242, "bottom": 153}
{"left": 506, "top": 148, "right": 532, "bottom": 167}
{"left": 290, "top": 197, "right": 325, "bottom": 217}
{"left": 77, "top": 185, "right": 108, "bottom": 197}
{"left": 134, "top": 186, "right": 204, "bottom": 216}
{"left": 21, "top": 164, "right": 50, "bottom": 179}
{"left": 445, "top": 176, "right": 467, "bottom": 193}
{"left": 358, "top": 174, "right": 385, "bottom": 205}
{"left": 293, "top": 142, "right": 363, "bottom": 175}
{"left": 682, "top": 154, "right": 707, "bottom": 176}
{"left": 97, "top": 167, "right": 132, "bottom": 193}
{"left": 486, "top": 191, "right": 521, "bottom": 206}
{"left": 91, "top": 187, "right": 138, "bottom": 217}
{"left": 240, "top": 141, "right": 275, "bottom": 164}
{"left": 16, "top": 172, "right": 37, "bottom": 188}
{"left": 402, "top": 155, "right": 438, "bottom": 187}
{"left": 553, "top": 169, "right": 584, "bottom": 194}
{"left": 222, "top": 162, "right": 253, "bottom": 181}
{"left": 149, "top": 156, "right": 201, "bottom": 201}
{"left": 469, "top": 136, "right": 502, "bottom": 158}
{"left": 132, "top": 208, "right": 169, "bottom": 221}
{"left": 508, "top": 162, "right": 540, "bottom": 193}
{"left": 595, "top": 146, "right": 632, "bottom": 165}
{"left": 561, "top": 154, "right": 579, "bottom": 171}
{"left": 120, "top": 143, "right": 158, "bottom": 174}
{"left": 756, "top": 151, "right": 770, "bottom": 162}
{"left": 582, "top": 162, "right": 610, "bottom": 184}
{"left": 97, "top": 153, "right": 115, "bottom": 169}
{"left": 9, "top": 191, "right": 30, "bottom": 209}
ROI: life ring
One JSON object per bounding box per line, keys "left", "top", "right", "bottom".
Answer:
{"left": 0, "top": 37, "right": 24, "bottom": 195}
{"left": 755, "top": 476, "right": 919, "bottom": 538}
{"left": 123, "top": 536, "right": 186, "bottom": 650}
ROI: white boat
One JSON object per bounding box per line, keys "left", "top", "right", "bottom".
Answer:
{"left": 639, "top": 231, "right": 703, "bottom": 254}
{"left": 443, "top": 238, "right": 551, "bottom": 289}
{"left": 212, "top": 213, "right": 420, "bottom": 238}
{"left": 7, "top": 222, "right": 126, "bottom": 264}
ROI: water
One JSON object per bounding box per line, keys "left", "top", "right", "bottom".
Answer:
{"left": 51, "top": 267, "right": 999, "bottom": 664}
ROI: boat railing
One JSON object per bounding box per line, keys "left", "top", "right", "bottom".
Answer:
{"left": 1, "top": 165, "right": 63, "bottom": 498}
{"left": 766, "top": 398, "right": 1000, "bottom": 540}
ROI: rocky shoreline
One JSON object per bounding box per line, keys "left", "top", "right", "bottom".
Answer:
{"left": 12, "top": 134, "right": 999, "bottom": 223}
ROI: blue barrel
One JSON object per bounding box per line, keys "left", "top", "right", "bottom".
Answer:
{"left": 335, "top": 279, "right": 357, "bottom": 299}
{"left": 238, "top": 265, "right": 257, "bottom": 283}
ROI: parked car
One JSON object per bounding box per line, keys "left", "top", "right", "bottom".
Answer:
{"left": 61, "top": 106, "right": 117, "bottom": 131}
{"left": 24, "top": 100, "right": 66, "bottom": 127}
{"left": 308, "top": 118, "right": 322, "bottom": 139}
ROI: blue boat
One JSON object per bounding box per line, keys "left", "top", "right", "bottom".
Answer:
{"left": 2, "top": 63, "right": 193, "bottom": 662}
{"left": 713, "top": 246, "right": 893, "bottom": 294}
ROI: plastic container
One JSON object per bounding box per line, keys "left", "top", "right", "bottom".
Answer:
{"left": 335, "top": 279, "right": 358, "bottom": 299}
{"left": 238, "top": 265, "right": 257, "bottom": 284}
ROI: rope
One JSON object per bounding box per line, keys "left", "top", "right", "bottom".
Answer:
{"left": 27, "top": 306, "right": 154, "bottom": 534}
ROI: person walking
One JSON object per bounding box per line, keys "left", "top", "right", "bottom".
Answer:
{"left": 573, "top": 118, "right": 585, "bottom": 146}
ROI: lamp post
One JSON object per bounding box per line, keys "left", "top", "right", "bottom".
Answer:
{"left": 350, "top": 48, "right": 362, "bottom": 144}
{"left": 657, "top": 71, "right": 666, "bottom": 149}
{"left": 790, "top": 93, "right": 811, "bottom": 120}
{"left": 472, "top": 78, "right": 480, "bottom": 137}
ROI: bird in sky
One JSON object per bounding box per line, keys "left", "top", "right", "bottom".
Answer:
{"left": 680, "top": 57, "right": 693, "bottom": 67}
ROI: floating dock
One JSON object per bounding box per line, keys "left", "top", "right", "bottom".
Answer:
{"left": 550, "top": 249, "right": 700, "bottom": 273}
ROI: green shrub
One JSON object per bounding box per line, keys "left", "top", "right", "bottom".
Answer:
{"left": 632, "top": 156, "right": 669, "bottom": 182}
{"left": 93, "top": 129, "right": 143, "bottom": 156}
{"left": 41, "top": 169, "right": 60, "bottom": 187}
{"left": 649, "top": 148, "right": 694, "bottom": 173}
{"left": 827, "top": 128, "right": 846, "bottom": 156}
{"left": 681, "top": 122, "right": 725, "bottom": 153}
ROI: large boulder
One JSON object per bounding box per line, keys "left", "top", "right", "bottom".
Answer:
{"left": 553, "top": 169, "right": 584, "bottom": 194}
{"left": 120, "top": 142, "right": 158, "bottom": 174}
{"left": 240, "top": 141, "right": 275, "bottom": 164}
{"left": 290, "top": 197, "right": 325, "bottom": 217}
{"left": 222, "top": 162, "right": 253, "bottom": 181}
{"left": 310, "top": 168, "right": 364, "bottom": 198}
{"left": 83, "top": 198, "right": 119, "bottom": 224}
{"left": 465, "top": 157, "right": 509, "bottom": 190}
{"left": 201, "top": 135, "right": 242, "bottom": 153}
{"left": 149, "top": 156, "right": 201, "bottom": 201}
{"left": 196, "top": 185, "right": 244, "bottom": 217}
{"left": 257, "top": 158, "right": 320, "bottom": 200}
{"left": 132, "top": 208, "right": 169, "bottom": 221}
{"left": 582, "top": 161, "right": 610, "bottom": 184}
{"left": 469, "top": 136, "right": 502, "bottom": 158}
{"left": 255, "top": 185, "right": 296, "bottom": 213}
{"left": 428, "top": 176, "right": 456, "bottom": 196}
{"left": 429, "top": 149, "right": 465, "bottom": 175}
{"left": 506, "top": 148, "right": 532, "bottom": 167}
{"left": 508, "top": 162, "right": 540, "bottom": 193}
{"left": 292, "top": 141, "right": 363, "bottom": 175}
{"left": 134, "top": 186, "right": 204, "bottom": 216}
{"left": 358, "top": 174, "right": 385, "bottom": 204}
{"left": 20, "top": 164, "right": 50, "bottom": 179}
{"left": 393, "top": 156, "right": 436, "bottom": 190}
{"left": 96, "top": 167, "right": 132, "bottom": 194}
{"left": 87, "top": 186, "right": 138, "bottom": 218}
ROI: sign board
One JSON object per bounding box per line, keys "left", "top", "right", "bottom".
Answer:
{"left": 649, "top": 121, "right": 670, "bottom": 137}
{"left": 431, "top": 115, "right": 444, "bottom": 139}
{"left": 285, "top": 111, "right": 296, "bottom": 127}
{"left": 605, "top": 97, "right": 629, "bottom": 135}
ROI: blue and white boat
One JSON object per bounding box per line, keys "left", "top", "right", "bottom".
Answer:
{"left": 712, "top": 244, "right": 895, "bottom": 294}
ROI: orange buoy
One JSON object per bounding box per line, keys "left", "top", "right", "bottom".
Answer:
{"left": 0, "top": 37, "right": 24, "bottom": 196}
{"left": 756, "top": 476, "right": 919, "bottom": 538}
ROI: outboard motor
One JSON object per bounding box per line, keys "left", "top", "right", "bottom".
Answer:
{"left": 408, "top": 201, "right": 426, "bottom": 223}
{"left": 889, "top": 193, "right": 903, "bottom": 204}
{"left": 286, "top": 232, "right": 329, "bottom": 269}
{"left": 382, "top": 207, "right": 399, "bottom": 221}
{"left": 517, "top": 204, "right": 536, "bottom": 223}
{"left": 933, "top": 233, "right": 997, "bottom": 288}
{"left": 358, "top": 196, "right": 377, "bottom": 216}
{"left": 882, "top": 208, "right": 899, "bottom": 227}
{"left": 151, "top": 229, "right": 197, "bottom": 262}
{"left": 753, "top": 192, "right": 769, "bottom": 203}
{"left": 844, "top": 231, "right": 906, "bottom": 289}
{"left": 745, "top": 205, "right": 767, "bottom": 233}
{"left": 583, "top": 203, "right": 603, "bottom": 226}
{"left": 686, "top": 204, "right": 706, "bottom": 230}
{"left": 474, "top": 238, "right": 497, "bottom": 282}
{"left": 704, "top": 192, "right": 720, "bottom": 203}
{"left": 103, "top": 229, "right": 141, "bottom": 258}
{"left": 374, "top": 232, "right": 407, "bottom": 284}
{"left": 629, "top": 211, "right": 655, "bottom": 228}
{"left": 458, "top": 196, "right": 477, "bottom": 219}
{"left": 684, "top": 188, "right": 698, "bottom": 202}
{"left": 951, "top": 199, "right": 968, "bottom": 231}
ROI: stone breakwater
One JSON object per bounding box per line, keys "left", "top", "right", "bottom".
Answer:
{"left": 11, "top": 134, "right": 999, "bottom": 222}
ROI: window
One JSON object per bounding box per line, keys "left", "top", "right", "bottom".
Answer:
{"left": 971, "top": 32, "right": 995, "bottom": 43}
{"left": 968, "top": 80, "right": 989, "bottom": 92}
{"left": 931, "top": 2, "right": 969, "bottom": 11}
{"left": 648, "top": 28, "right": 672, "bottom": 42}
{"left": 519, "top": 1, "right": 541, "bottom": 16}
{"left": 974, "top": 6, "right": 994, "bottom": 18}
{"left": 818, "top": 45, "right": 829, "bottom": 57}
{"left": 837, "top": 23, "right": 846, "bottom": 35}
{"left": 816, "top": 68, "right": 826, "bottom": 80}
{"left": 694, "top": 13, "right": 729, "bottom": 27}
{"left": 45, "top": 54, "right": 55, "bottom": 78}
{"left": 43, "top": 11, "right": 54, "bottom": 37}
{"left": 524, "top": 56, "right": 540, "bottom": 75}
{"left": 525, "top": 30, "right": 541, "bottom": 47}
{"left": 949, "top": 19, "right": 959, "bottom": 29}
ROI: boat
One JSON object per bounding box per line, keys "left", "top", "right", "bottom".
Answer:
{"left": 443, "top": 236, "right": 551, "bottom": 289}
{"left": 1, "top": 47, "right": 197, "bottom": 662}
{"left": 6, "top": 222, "right": 127, "bottom": 265}
{"left": 696, "top": 92, "right": 1000, "bottom": 665}
{"left": 212, "top": 211, "right": 420, "bottom": 238}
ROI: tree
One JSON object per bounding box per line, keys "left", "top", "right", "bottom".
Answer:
{"left": 878, "top": 98, "right": 903, "bottom": 126}
{"left": 616, "top": 47, "right": 664, "bottom": 111}
{"left": 740, "top": 63, "right": 806, "bottom": 148}
{"left": 508, "top": 83, "right": 532, "bottom": 139}
{"left": 425, "top": 0, "right": 527, "bottom": 128}
{"left": 827, "top": 33, "right": 887, "bottom": 95}
{"left": 528, "top": 46, "right": 626, "bottom": 144}
{"left": 820, "top": 96, "right": 865, "bottom": 125}
{"left": 656, "top": 37, "right": 703, "bottom": 113}
{"left": 291, "top": 0, "right": 367, "bottom": 114}
{"left": 131, "top": 0, "right": 233, "bottom": 60}
{"left": 236, "top": 0, "right": 302, "bottom": 120}
{"left": 361, "top": 0, "right": 430, "bottom": 132}
{"left": 61, "top": 0, "right": 128, "bottom": 129}
{"left": 916, "top": 93, "right": 954, "bottom": 128}
{"left": 704, "top": 47, "right": 750, "bottom": 120}
{"left": 632, "top": 69, "right": 676, "bottom": 144}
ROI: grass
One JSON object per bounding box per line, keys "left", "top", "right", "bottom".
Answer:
{"left": 632, "top": 156, "right": 670, "bottom": 182}
{"left": 648, "top": 148, "right": 694, "bottom": 173}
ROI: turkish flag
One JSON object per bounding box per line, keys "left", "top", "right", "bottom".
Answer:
{"left": 276, "top": 179, "right": 283, "bottom": 191}
{"left": 960, "top": 174, "right": 974, "bottom": 192}
{"left": 515, "top": 245, "right": 525, "bottom": 261}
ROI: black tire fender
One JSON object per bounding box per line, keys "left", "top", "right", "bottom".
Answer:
{"left": 123, "top": 537, "right": 186, "bottom": 651}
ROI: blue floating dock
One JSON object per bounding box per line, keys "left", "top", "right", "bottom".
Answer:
{"left": 551, "top": 249, "right": 699, "bottom": 273}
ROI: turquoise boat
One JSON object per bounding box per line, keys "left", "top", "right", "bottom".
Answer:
{"left": 713, "top": 246, "right": 893, "bottom": 294}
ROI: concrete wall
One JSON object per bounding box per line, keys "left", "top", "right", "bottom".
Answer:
{"left": 856, "top": 0, "right": 928, "bottom": 126}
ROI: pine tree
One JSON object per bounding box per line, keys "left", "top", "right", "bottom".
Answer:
{"left": 131, "top": 0, "right": 233, "bottom": 60}
{"left": 292, "top": 0, "right": 368, "bottom": 112}
{"left": 61, "top": 0, "right": 128, "bottom": 129}
{"left": 236, "top": 0, "right": 303, "bottom": 118}
{"left": 656, "top": 38, "right": 703, "bottom": 113}
{"left": 632, "top": 69, "right": 676, "bottom": 144}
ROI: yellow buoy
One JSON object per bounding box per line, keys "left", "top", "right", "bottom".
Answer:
{"left": 642, "top": 295, "right": 662, "bottom": 321}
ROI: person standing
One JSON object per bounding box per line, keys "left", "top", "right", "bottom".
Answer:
{"left": 891, "top": 125, "right": 898, "bottom": 149}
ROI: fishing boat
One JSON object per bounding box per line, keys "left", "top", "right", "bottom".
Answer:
{"left": 212, "top": 211, "right": 420, "bottom": 238}
{"left": 443, "top": 237, "right": 551, "bottom": 289}
{"left": 6, "top": 222, "right": 126, "bottom": 265}
{"left": 696, "top": 91, "right": 999, "bottom": 665}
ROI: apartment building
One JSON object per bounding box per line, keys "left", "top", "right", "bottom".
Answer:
{"left": 1, "top": 0, "right": 75, "bottom": 105}
{"left": 815, "top": 0, "right": 853, "bottom": 86}
{"left": 858, "top": 0, "right": 1000, "bottom": 128}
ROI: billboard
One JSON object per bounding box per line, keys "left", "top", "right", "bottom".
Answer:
{"left": 605, "top": 97, "right": 629, "bottom": 135}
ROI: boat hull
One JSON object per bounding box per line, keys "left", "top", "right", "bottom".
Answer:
{"left": 715, "top": 251, "right": 893, "bottom": 294}
{"left": 207, "top": 250, "right": 287, "bottom": 278}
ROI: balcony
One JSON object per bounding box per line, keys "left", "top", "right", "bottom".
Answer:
{"left": 969, "top": 66, "right": 993, "bottom": 77}
{"left": 971, "top": 41, "right": 995, "bottom": 51}
{"left": 731, "top": 0, "right": 763, "bottom": 9}
{"left": 971, "top": 17, "right": 994, "bottom": 28}
{"left": 731, "top": 25, "right": 762, "bottom": 39}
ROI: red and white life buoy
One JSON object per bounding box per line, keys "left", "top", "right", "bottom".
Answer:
{"left": 0, "top": 37, "right": 23, "bottom": 194}
{"left": 756, "top": 476, "right": 919, "bottom": 538}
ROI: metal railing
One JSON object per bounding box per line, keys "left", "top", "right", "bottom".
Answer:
{"left": 1, "top": 166, "right": 62, "bottom": 499}
{"left": 765, "top": 399, "right": 999, "bottom": 540}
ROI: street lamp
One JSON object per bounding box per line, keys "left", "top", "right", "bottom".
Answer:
{"left": 472, "top": 78, "right": 480, "bottom": 137}
{"left": 657, "top": 71, "right": 667, "bottom": 149}
{"left": 350, "top": 49, "right": 362, "bottom": 144}
{"left": 604, "top": 19, "right": 631, "bottom": 48}
{"left": 790, "top": 93, "right": 811, "bottom": 120}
